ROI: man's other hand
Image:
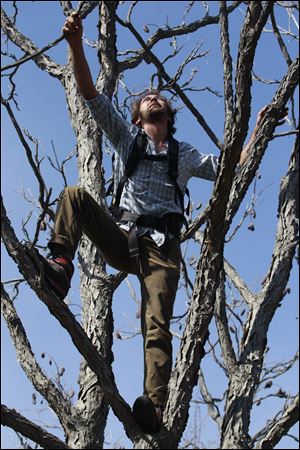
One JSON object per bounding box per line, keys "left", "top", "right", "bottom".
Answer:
{"left": 255, "top": 104, "right": 289, "bottom": 128}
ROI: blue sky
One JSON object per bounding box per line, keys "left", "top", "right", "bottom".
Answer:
{"left": 1, "top": 1, "right": 299, "bottom": 449}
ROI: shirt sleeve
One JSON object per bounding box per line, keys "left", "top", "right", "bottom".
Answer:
{"left": 189, "top": 147, "right": 219, "bottom": 181}
{"left": 85, "top": 93, "right": 133, "bottom": 151}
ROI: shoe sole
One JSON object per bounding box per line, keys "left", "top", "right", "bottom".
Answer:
{"left": 132, "top": 395, "right": 160, "bottom": 434}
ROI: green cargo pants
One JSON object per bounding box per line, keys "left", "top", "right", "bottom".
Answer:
{"left": 48, "top": 186, "right": 181, "bottom": 407}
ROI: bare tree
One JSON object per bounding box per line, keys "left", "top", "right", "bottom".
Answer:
{"left": 1, "top": 1, "right": 299, "bottom": 449}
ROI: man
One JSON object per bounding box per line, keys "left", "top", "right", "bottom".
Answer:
{"left": 40, "top": 12, "right": 286, "bottom": 434}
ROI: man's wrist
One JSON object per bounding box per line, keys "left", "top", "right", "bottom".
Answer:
{"left": 69, "top": 41, "right": 84, "bottom": 55}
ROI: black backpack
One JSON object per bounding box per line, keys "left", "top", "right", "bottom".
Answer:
{"left": 107, "top": 131, "right": 190, "bottom": 222}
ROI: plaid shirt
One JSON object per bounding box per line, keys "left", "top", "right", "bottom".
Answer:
{"left": 85, "top": 94, "right": 219, "bottom": 245}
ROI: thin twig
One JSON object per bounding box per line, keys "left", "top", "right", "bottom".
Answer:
{"left": 30, "top": 188, "right": 53, "bottom": 250}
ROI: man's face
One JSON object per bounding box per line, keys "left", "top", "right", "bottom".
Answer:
{"left": 138, "top": 94, "right": 169, "bottom": 124}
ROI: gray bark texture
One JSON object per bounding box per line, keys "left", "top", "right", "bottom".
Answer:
{"left": 1, "top": 2, "right": 299, "bottom": 449}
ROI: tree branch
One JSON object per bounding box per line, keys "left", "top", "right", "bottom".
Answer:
{"left": 226, "top": 56, "right": 299, "bottom": 227}
{"left": 220, "top": 132, "right": 298, "bottom": 448}
{"left": 60, "top": 1, "right": 99, "bottom": 19}
{"left": 198, "top": 368, "right": 223, "bottom": 431}
{"left": 1, "top": 7, "right": 63, "bottom": 77}
{"left": 241, "top": 131, "right": 299, "bottom": 357}
{"left": 1, "top": 95, "right": 55, "bottom": 222}
{"left": 219, "top": 1, "right": 234, "bottom": 128}
{"left": 230, "top": 2, "right": 274, "bottom": 154}
{"left": 1, "top": 284, "right": 73, "bottom": 430}
{"left": 270, "top": 129, "right": 299, "bottom": 140}
{"left": 271, "top": 9, "right": 293, "bottom": 67}
{"left": 260, "top": 351, "right": 299, "bottom": 384}
{"left": 0, "top": 2, "right": 95, "bottom": 74}
{"left": 1, "top": 404, "right": 70, "bottom": 449}
{"left": 194, "top": 229, "right": 257, "bottom": 305}
{"left": 222, "top": 2, "right": 271, "bottom": 186}
{"left": 1, "top": 34, "right": 65, "bottom": 74}
{"left": 180, "top": 205, "right": 210, "bottom": 243}
{"left": 215, "top": 267, "right": 238, "bottom": 373}
{"left": 223, "top": 258, "right": 257, "bottom": 306}
{"left": 118, "top": 1, "right": 243, "bottom": 73}
{"left": 164, "top": 56, "right": 259, "bottom": 440}
{"left": 255, "top": 395, "right": 299, "bottom": 449}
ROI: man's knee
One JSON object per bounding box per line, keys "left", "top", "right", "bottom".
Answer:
{"left": 58, "top": 186, "right": 87, "bottom": 203}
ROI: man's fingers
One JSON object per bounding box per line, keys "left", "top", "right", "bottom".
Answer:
{"left": 69, "top": 11, "right": 81, "bottom": 25}
{"left": 255, "top": 105, "right": 289, "bottom": 129}
{"left": 277, "top": 108, "right": 289, "bottom": 125}
{"left": 257, "top": 105, "right": 270, "bottom": 119}
{"left": 63, "top": 13, "right": 82, "bottom": 35}
{"left": 260, "top": 105, "right": 270, "bottom": 114}
{"left": 256, "top": 106, "right": 269, "bottom": 125}
{"left": 63, "top": 23, "right": 77, "bottom": 35}
{"left": 280, "top": 107, "right": 289, "bottom": 117}
{"left": 67, "top": 19, "right": 78, "bottom": 28}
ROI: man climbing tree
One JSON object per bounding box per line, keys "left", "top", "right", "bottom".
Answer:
{"left": 31, "top": 11, "right": 287, "bottom": 434}
{"left": 1, "top": 2, "right": 298, "bottom": 449}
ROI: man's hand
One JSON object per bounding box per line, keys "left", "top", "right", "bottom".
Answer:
{"left": 62, "top": 12, "right": 83, "bottom": 48}
{"left": 239, "top": 105, "right": 289, "bottom": 166}
{"left": 255, "top": 104, "right": 289, "bottom": 128}
{"left": 62, "top": 11, "right": 98, "bottom": 100}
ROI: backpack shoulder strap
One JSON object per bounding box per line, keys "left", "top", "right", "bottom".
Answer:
{"left": 168, "top": 136, "right": 179, "bottom": 181}
{"left": 106, "top": 153, "right": 115, "bottom": 199}
{"left": 168, "top": 137, "right": 191, "bottom": 222}
{"left": 111, "top": 131, "right": 147, "bottom": 211}
{"left": 168, "top": 137, "right": 185, "bottom": 212}
{"left": 124, "top": 131, "right": 148, "bottom": 176}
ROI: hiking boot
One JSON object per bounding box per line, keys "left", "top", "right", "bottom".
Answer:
{"left": 38, "top": 253, "right": 74, "bottom": 300}
{"left": 132, "top": 395, "right": 162, "bottom": 434}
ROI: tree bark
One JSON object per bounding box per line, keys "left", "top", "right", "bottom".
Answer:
{"left": 59, "top": 3, "right": 120, "bottom": 447}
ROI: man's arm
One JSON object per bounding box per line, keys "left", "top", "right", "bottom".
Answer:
{"left": 62, "top": 12, "right": 135, "bottom": 152}
{"left": 239, "top": 105, "right": 288, "bottom": 165}
{"left": 62, "top": 12, "right": 98, "bottom": 100}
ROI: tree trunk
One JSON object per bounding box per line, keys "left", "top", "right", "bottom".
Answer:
{"left": 60, "top": 3, "right": 120, "bottom": 446}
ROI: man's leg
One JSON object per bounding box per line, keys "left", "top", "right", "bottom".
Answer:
{"left": 48, "top": 186, "right": 135, "bottom": 274}
{"left": 139, "top": 236, "right": 181, "bottom": 408}
{"left": 42, "top": 186, "right": 135, "bottom": 298}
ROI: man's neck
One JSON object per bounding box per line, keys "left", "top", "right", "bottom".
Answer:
{"left": 142, "top": 121, "right": 168, "bottom": 152}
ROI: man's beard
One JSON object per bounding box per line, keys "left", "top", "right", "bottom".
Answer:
{"left": 139, "top": 107, "right": 167, "bottom": 123}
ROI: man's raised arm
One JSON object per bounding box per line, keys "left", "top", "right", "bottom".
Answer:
{"left": 62, "top": 12, "right": 98, "bottom": 100}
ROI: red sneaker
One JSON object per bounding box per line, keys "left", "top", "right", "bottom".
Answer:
{"left": 40, "top": 254, "right": 74, "bottom": 300}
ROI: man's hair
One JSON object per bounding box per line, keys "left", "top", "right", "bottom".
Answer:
{"left": 130, "top": 89, "right": 177, "bottom": 136}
